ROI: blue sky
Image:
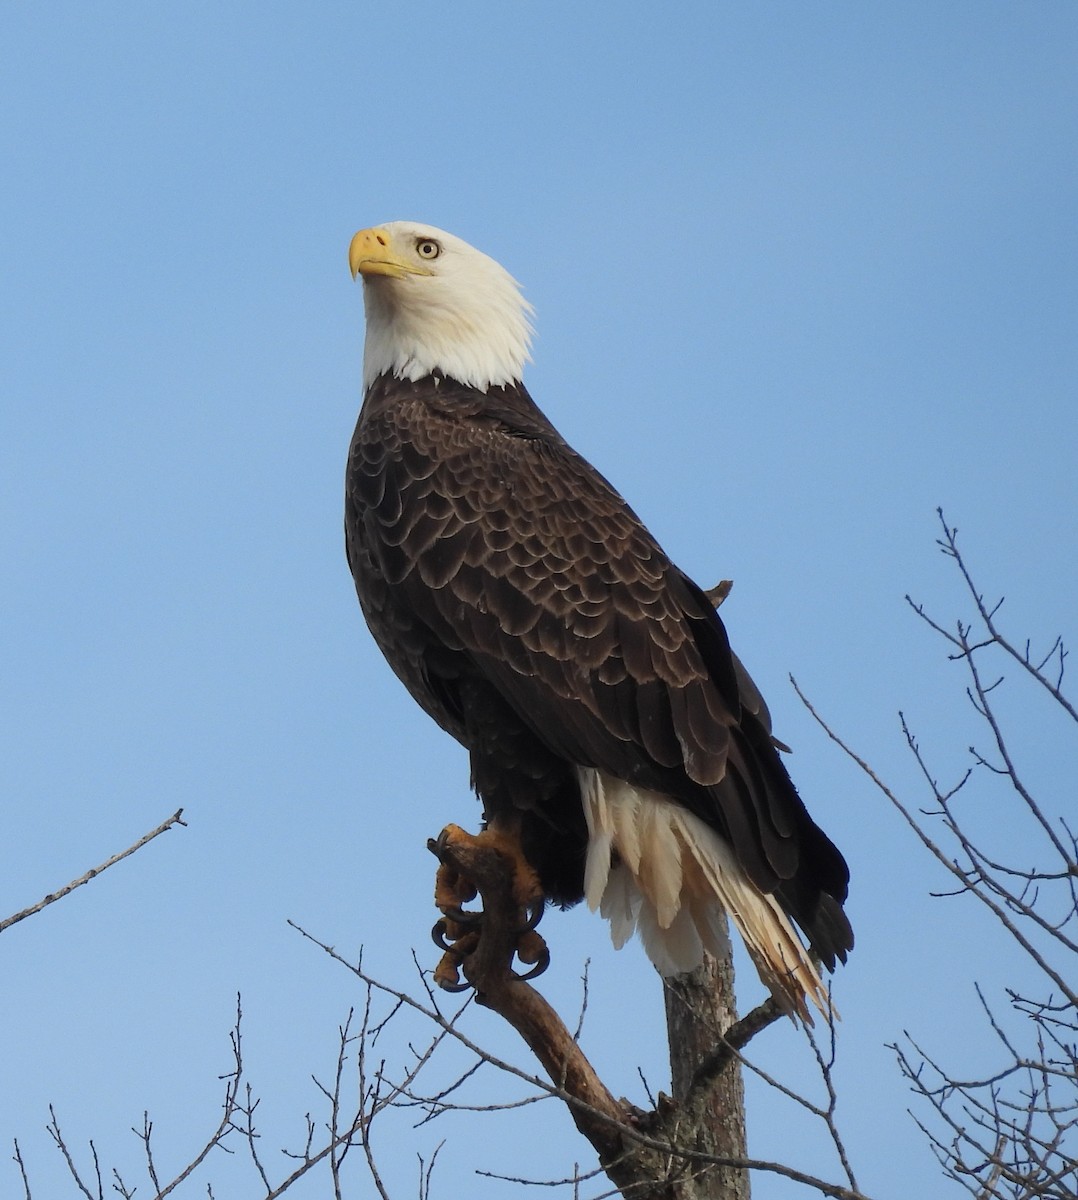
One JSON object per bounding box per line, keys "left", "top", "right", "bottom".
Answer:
{"left": 2, "top": 4, "right": 1076, "bottom": 1197}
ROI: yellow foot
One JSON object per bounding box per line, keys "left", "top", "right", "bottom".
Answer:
{"left": 434, "top": 857, "right": 478, "bottom": 912}
{"left": 433, "top": 823, "right": 543, "bottom": 908}
{"left": 427, "top": 823, "right": 550, "bottom": 991}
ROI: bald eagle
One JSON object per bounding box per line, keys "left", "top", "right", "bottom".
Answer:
{"left": 345, "top": 222, "right": 852, "bottom": 1018}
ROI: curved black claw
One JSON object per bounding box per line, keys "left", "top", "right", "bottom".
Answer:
{"left": 431, "top": 920, "right": 477, "bottom": 993}
{"left": 517, "top": 900, "right": 545, "bottom": 934}
{"left": 443, "top": 904, "right": 482, "bottom": 928}
{"left": 512, "top": 941, "right": 551, "bottom": 982}
{"left": 431, "top": 918, "right": 455, "bottom": 953}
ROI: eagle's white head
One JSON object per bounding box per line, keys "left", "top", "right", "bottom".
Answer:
{"left": 349, "top": 221, "right": 534, "bottom": 393}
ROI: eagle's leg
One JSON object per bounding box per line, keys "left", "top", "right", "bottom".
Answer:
{"left": 427, "top": 823, "right": 550, "bottom": 990}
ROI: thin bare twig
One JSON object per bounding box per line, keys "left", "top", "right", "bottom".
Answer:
{"left": 12, "top": 1140, "right": 34, "bottom": 1200}
{"left": 798, "top": 511, "right": 1077, "bottom": 1199}
{"left": 1, "top": 809, "right": 186, "bottom": 935}
{"left": 291, "top": 900, "right": 877, "bottom": 1199}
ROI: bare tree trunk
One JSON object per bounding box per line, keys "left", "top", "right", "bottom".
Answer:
{"left": 664, "top": 931, "right": 750, "bottom": 1200}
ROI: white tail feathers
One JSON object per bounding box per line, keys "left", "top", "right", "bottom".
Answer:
{"left": 578, "top": 767, "right": 832, "bottom": 1023}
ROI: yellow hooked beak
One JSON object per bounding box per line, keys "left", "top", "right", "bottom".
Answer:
{"left": 348, "top": 227, "right": 434, "bottom": 280}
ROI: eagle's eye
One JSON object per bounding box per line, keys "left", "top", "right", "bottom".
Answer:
{"left": 416, "top": 239, "right": 441, "bottom": 260}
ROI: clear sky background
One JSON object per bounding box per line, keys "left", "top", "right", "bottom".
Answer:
{"left": 2, "top": 4, "right": 1075, "bottom": 1197}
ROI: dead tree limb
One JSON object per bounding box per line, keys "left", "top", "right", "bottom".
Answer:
{"left": 663, "top": 950, "right": 755, "bottom": 1200}
{"left": 428, "top": 829, "right": 656, "bottom": 1194}
{"left": 427, "top": 828, "right": 867, "bottom": 1200}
